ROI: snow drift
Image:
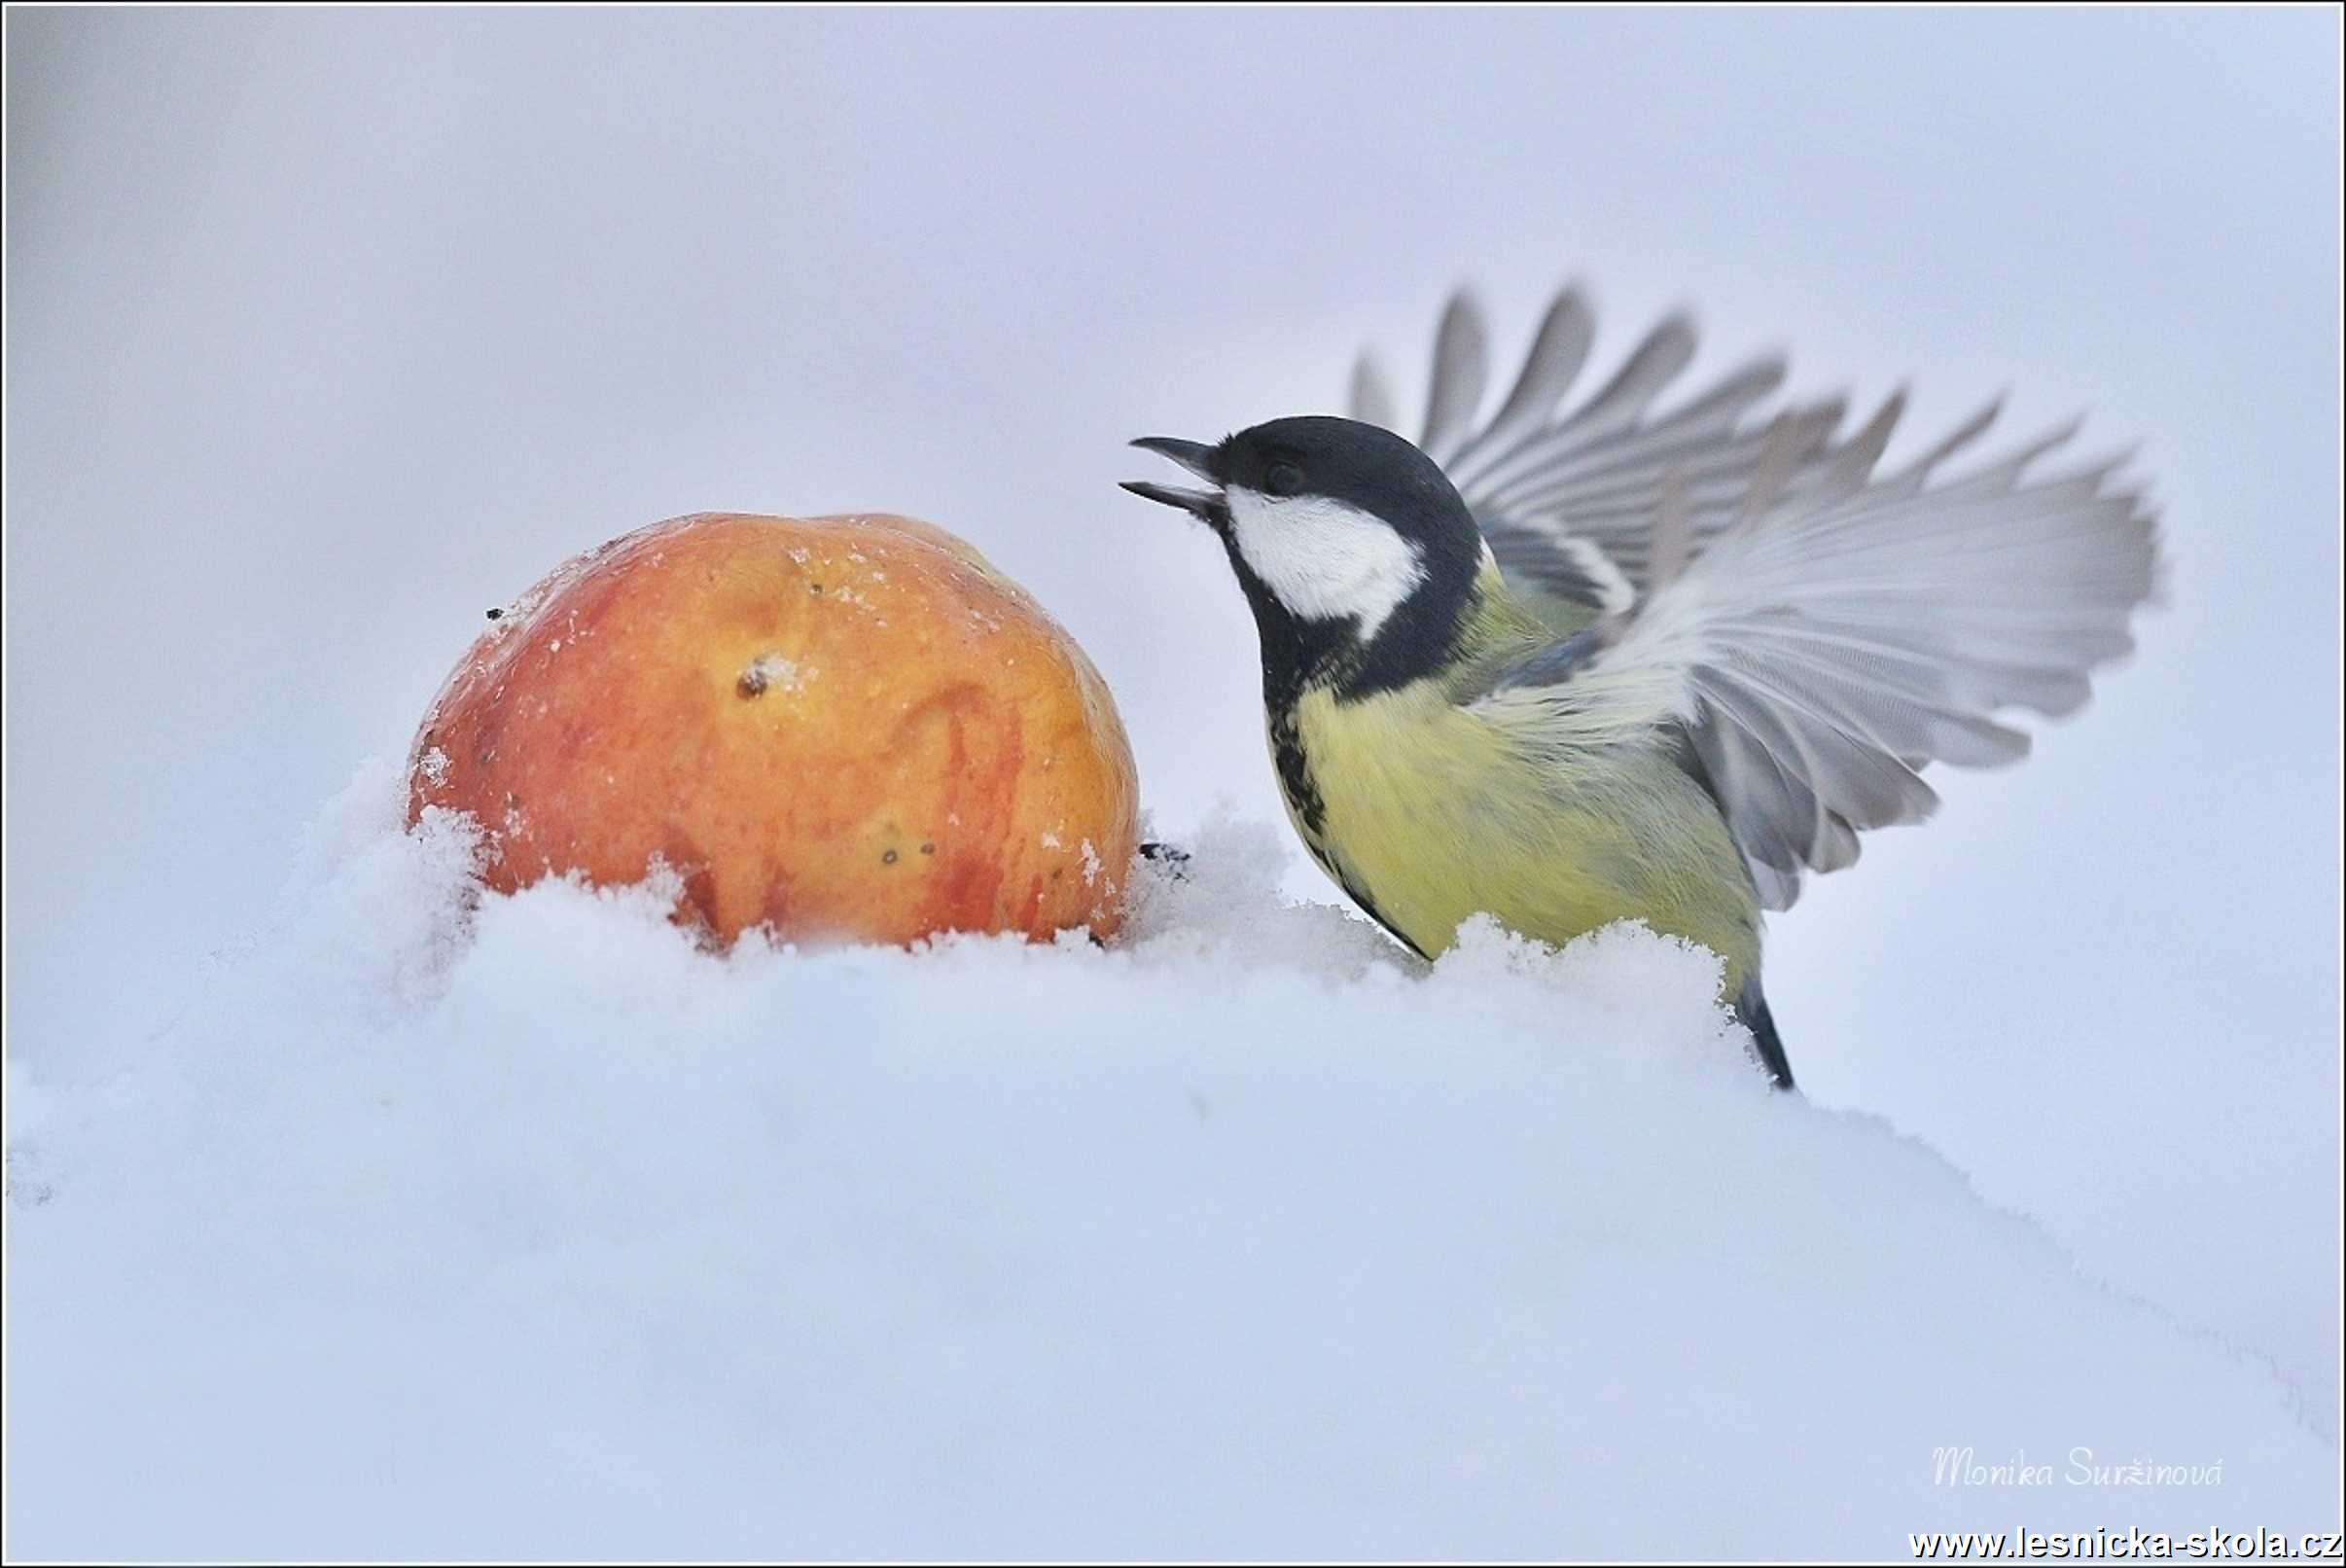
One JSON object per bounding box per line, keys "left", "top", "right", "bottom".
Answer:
{"left": 4, "top": 763, "right": 2335, "bottom": 1558}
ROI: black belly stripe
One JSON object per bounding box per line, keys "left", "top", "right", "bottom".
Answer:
{"left": 1267, "top": 702, "right": 1326, "bottom": 838}
{"left": 1267, "top": 700, "right": 1432, "bottom": 962}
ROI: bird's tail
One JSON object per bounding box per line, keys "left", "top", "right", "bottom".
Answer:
{"left": 1734, "top": 980, "right": 1796, "bottom": 1091}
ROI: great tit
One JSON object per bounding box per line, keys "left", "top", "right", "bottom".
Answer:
{"left": 1124, "top": 284, "right": 2160, "bottom": 1088}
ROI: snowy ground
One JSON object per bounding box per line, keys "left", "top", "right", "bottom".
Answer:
{"left": 4, "top": 764, "right": 2336, "bottom": 1558}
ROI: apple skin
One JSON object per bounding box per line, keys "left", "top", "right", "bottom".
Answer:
{"left": 407, "top": 512, "right": 1139, "bottom": 944}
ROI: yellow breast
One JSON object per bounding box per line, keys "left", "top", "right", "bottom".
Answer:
{"left": 1280, "top": 680, "right": 1761, "bottom": 988}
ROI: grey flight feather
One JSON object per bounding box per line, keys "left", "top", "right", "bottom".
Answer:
{"left": 1350, "top": 352, "right": 1399, "bottom": 435}
{"left": 1419, "top": 294, "right": 1490, "bottom": 464}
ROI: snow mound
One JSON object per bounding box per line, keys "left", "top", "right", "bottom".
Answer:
{"left": 5, "top": 765, "right": 2334, "bottom": 1558}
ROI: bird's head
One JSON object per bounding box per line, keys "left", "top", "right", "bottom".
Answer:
{"left": 1123, "top": 416, "right": 1486, "bottom": 696}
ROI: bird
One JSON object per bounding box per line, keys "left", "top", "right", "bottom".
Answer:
{"left": 1122, "top": 283, "right": 2161, "bottom": 1089}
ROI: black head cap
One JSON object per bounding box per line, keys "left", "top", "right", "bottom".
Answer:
{"left": 1124, "top": 415, "right": 1487, "bottom": 700}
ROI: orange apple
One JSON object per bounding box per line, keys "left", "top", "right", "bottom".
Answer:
{"left": 407, "top": 512, "right": 1139, "bottom": 944}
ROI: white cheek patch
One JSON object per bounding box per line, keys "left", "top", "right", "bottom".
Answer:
{"left": 1225, "top": 487, "right": 1426, "bottom": 641}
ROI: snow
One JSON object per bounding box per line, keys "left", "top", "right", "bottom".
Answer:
{"left": 4, "top": 763, "right": 2335, "bottom": 1558}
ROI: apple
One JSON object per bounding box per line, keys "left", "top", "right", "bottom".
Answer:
{"left": 407, "top": 512, "right": 1139, "bottom": 944}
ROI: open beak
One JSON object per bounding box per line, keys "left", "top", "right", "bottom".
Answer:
{"left": 1121, "top": 436, "right": 1224, "bottom": 521}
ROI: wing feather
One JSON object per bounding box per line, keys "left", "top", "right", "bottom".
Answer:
{"left": 1419, "top": 295, "right": 1489, "bottom": 464}
{"left": 1450, "top": 286, "right": 1596, "bottom": 478}
{"left": 1349, "top": 352, "right": 1399, "bottom": 433}
{"left": 1386, "top": 284, "right": 2162, "bottom": 909}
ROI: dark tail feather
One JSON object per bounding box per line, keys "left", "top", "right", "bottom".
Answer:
{"left": 1734, "top": 980, "right": 1796, "bottom": 1091}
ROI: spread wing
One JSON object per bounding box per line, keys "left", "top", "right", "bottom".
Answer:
{"left": 1352, "top": 287, "right": 2162, "bottom": 910}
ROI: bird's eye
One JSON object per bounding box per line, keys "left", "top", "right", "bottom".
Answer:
{"left": 1264, "top": 462, "right": 1303, "bottom": 498}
